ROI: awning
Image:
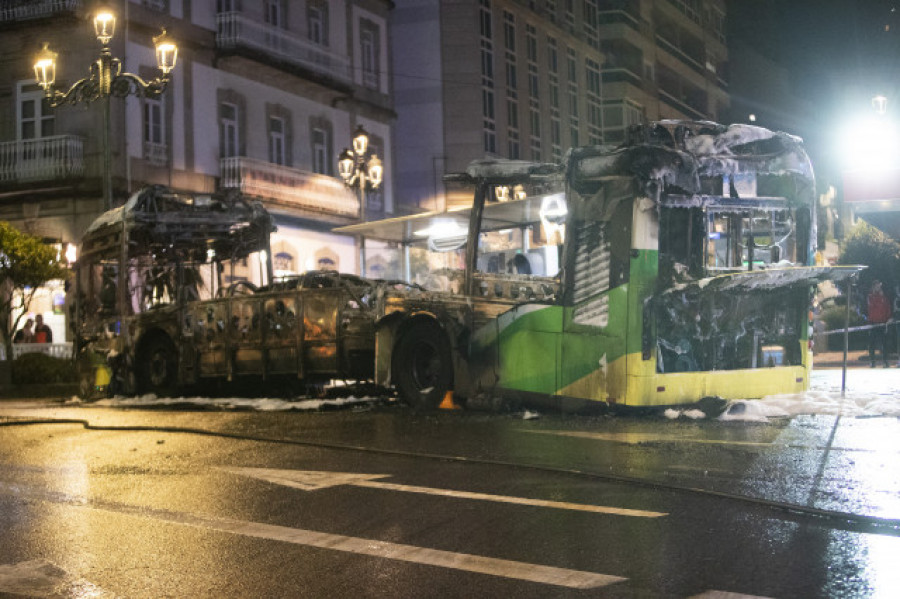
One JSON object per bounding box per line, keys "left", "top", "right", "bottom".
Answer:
{"left": 334, "top": 193, "right": 556, "bottom": 244}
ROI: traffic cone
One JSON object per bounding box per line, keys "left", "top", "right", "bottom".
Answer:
{"left": 438, "top": 390, "right": 460, "bottom": 410}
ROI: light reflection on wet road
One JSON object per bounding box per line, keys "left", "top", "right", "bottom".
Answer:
{"left": 0, "top": 389, "right": 899, "bottom": 597}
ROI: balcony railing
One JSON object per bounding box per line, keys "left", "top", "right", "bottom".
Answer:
{"left": 658, "top": 89, "right": 707, "bottom": 121}
{"left": 0, "top": 342, "right": 73, "bottom": 361}
{"left": 598, "top": 9, "right": 640, "bottom": 30}
{"left": 0, "top": 135, "right": 84, "bottom": 184}
{"left": 216, "top": 12, "right": 352, "bottom": 84}
{"left": 655, "top": 33, "right": 705, "bottom": 76}
{"left": 0, "top": 0, "right": 80, "bottom": 22}
{"left": 220, "top": 156, "right": 359, "bottom": 219}
{"left": 602, "top": 67, "right": 643, "bottom": 87}
{"left": 143, "top": 141, "right": 168, "bottom": 167}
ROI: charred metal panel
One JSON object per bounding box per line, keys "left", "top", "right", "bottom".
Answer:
{"left": 263, "top": 295, "right": 300, "bottom": 375}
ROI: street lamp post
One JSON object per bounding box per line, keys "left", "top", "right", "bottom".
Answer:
{"left": 33, "top": 6, "right": 178, "bottom": 212}
{"left": 338, "top": 125, "right": 383, "bottom": 276}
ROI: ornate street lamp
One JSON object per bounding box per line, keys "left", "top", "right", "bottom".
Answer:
{"left": 34, "top": 6, "right": 178, "bottom": 211}
{"left": 338, "top": 125, "right": 384, "bottom": 276}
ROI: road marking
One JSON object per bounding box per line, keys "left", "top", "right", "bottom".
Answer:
{"left": 149, "top": 509, "right": 626, "bottom": 589}
{"left": 223, "top": 467, "right": 667, "bottom": 518}
{"left": 525, "top": 430, "right": 773, "bottom": 448}
{"left": 0, "top": 482, "right": 626, "bottom": 591}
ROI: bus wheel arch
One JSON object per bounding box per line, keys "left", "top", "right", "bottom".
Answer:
{"left": 392, "top": 316, "right": 454, "bottom": 409}
{"left": 135, "top": 330, "right": 178, "bottom": 396}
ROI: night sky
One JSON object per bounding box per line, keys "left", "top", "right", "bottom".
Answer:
{"left": 729, "top": 0, "right": 900, "bottom": 183}
{"left": 730, "top": 0, "right": 900, "bottom": 102}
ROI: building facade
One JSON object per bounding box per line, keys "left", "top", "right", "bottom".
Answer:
{"left": 391, "top": 0, "right": 729, "bottom": 211}
{"left": 0, "top": 0, "right": 394, "bottom": 341}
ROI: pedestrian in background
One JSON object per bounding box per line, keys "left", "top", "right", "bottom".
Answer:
{"left": 894, "top": 284, "right": 900, "bottom": 367}
{"left": 13, "top": 318, "right": 34, "bottom": 343}
{"left": 33, "top": 314, "right": 52, "bottom": 343}
{"left": 867, "top": 280, "right": 891, "bottom": 368}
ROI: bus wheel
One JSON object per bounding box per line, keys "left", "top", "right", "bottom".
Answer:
{"left": 394, "top": 321, "right": 453, "bottom": 409}
{"left": 138, "top": 336, "right": 177, "bottom": 396}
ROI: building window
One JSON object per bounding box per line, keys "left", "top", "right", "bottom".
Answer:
{"left": 526, "top": 25, "right": 537, "bottom": 63}
{"left": 602, "top": 100, "right": 643, "bottom": 144}
{"left": 567, "top": 47, "right": 577, "bottom": 81}
{"left": 18, "top": 86, "right": 54, "bottom": 141}
{"left": 143, "top": 97, "right": 167, "bottom": 165}
{"left": 311, "top": 125, "right": 332, "bottom": 176}
{"left": 710, "top": 6, "right": 726, "bottom": 44}
{"left": 480, "top": 0, "right": 496, "bottom": 154}
{"left": 268, "top": 116, "right": 286, "bottom": 165}
{"left": 529, "top": 107, "right": 541, "bottom": 160}
{"left": 508, "top": 131, "right": 520, "bottom": 159}
{"left": 265, "top": 0, "right": 282, "bottom": 26}
{"left": 527, "top": 68, "right": 538, "bottom": 102}
{"left": 503, "top": 10, "right": 515, "bottom": 52}
{"left": 548, "top": 36, "right": 558, "bottom": 73}
{"left": 551, "top": 116, "right": 562, "bottom": 161}
{"left": 220, "top": 102, "right": 240, "bottom": 158}
{"left": 583, "top": 0, "right": 598, "bottom": 49}
{"left": 360, "top": 20, "right": 380, "bottom": 90}
{"left": 545, "top": 0, "right": 557, "bottom": 23}
{"left": 506, "top": 62, "right": 518, "bottom": 97}
{"left": 564, "top": 0, "right": 575, "bottom": 32}
{"left": 217, "top": 0, "right": 241, "bottom": 12}
{"left": 507, "top": 98, "right": 519, "bottom": 159}
{"left": 526, "top": 29, "right": 539, "bottom": 100}
{"left": 503, "top": 11, "right": 517, "bottom": 100}
{"left": 586, "top": 58, "right": 602, "bottom": 145}
{"left": 567, "top": 47, "right": 579, "bottom": 124}
{"left": 308, "top": 1, "right": 328, "bottom": 45}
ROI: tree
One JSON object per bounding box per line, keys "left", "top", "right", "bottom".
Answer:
{"left": 838, "top": 220, "right": 900, "bottom": 292}
{"left": 0, "top": 222, "right": 68, "bottom": 362}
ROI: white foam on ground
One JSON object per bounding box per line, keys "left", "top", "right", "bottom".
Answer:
{"left": 75, "top": 394, "right": 380, "bottom": 412}
{"left": 720, "top": 368, "right": 900, "bottom": 421}
{"left": 66, "top": 369, "right": 898, "bottom": 422}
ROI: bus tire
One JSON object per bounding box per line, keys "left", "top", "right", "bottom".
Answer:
{"left": 138, "top": 335, "right": 177, "bottom": 396}
{"left": 394, "top": 320, "right": 453, "bottom": 409}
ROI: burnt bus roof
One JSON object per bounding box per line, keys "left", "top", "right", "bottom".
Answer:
{"left": 79, "top": 185, "right": 275, "bottom": 263}
{"left": 567, "top": 120, "right": 815, "bottom": 203}
{"left": 444, "top": 121, "right": 814, "bottom": 204}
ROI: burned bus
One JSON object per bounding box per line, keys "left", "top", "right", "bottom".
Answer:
{"left": 74, "top": 185, "right": 376, "bottom": 397}
{"left": 337, "top": 121, "right": 860, "bottom": 411}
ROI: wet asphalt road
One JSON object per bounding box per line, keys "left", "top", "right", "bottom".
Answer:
{"left": 0, "top": 400, "right": 898, "bottom": 598}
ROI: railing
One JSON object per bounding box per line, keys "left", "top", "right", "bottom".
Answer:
{"left": 142, "top": 0, "right": 166, "bottom": 12}
{"left": 0, "top": 135, "right": 84, "bottom": 183}
{"left": 598, "top": 9, "right": 640, "bottom": 30}
{"left": 602, "top": 67, "right": 643, "bottom": 87}
{"left": 655, "top": 33, "right": 705, "bottom": 76}
{"left": 658, "top": 89, "right": 706, "bottom": 121}
{"left": 216, "top": 12, "right": 352, "bottom": 84}
{"left": 220, "top": 156, "right": 359, "bottom": 218}
{"left": 0, "top": 342, "right": 73, "bottom": 361}
{"left": 0, "top": 0, "right": 80, "bottom": 21}
{"left": 143, "top": 141, "right": 168, "bottom": 167}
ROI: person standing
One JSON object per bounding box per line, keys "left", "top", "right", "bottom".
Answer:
{"left": 894, "top": 284, "right": 900, "bottom": 367}
{"left": 867, "top": 280, "right": 891, "bottom": 368}
{"left": 13, "top": 319, "right": 34, "bottom": 343}
{"left": 33, "top": 314, "right": 52, "bottom": 343}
